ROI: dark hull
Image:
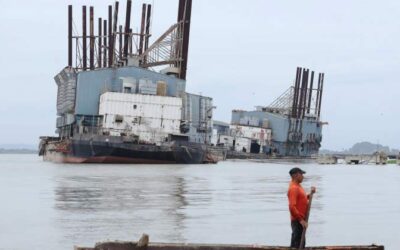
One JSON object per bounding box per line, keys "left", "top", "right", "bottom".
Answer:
{"left": 41, "top": 136, "right": 206, "bottom": 164}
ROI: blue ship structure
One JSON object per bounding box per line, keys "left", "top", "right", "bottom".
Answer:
{"left": 213, "top": 67, "right": 326, "bottom": 158}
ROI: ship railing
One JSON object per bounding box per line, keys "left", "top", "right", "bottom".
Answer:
{"left": 74, "top": 124, "right": 137, "bottom": 137}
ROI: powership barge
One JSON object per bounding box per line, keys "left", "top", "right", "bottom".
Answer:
{"left": 39, "top": 0, "right": 225, "bottom": 164}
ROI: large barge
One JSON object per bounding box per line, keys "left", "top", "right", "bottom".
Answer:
{"left": 39, "top": 0, "right": 225, "bottom": 164}
{"left": 212, "top": 67, "right": 326, "bottom": 159}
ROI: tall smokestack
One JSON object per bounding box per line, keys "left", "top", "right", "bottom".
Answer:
{"left": 307, "top": 71, "right": 314, "bottom": 114}
{"left": 123, "top": 0, "right": 132, "bottom": 59}
{"left": 144, "top": 4, "right": 152, "bottom": 53}
{"left": 103, "top": 19, "right": 108, "bottom": 68}
{"left": 108, "top": 5, "right": 113, "bottom": 67}
{"left": 129, "top": 28, "right": 133, "bottom": 55}
{"left": 139, "top": 4, "right": 146, "bottom": 55}
{"left": 295, "top": 68, "right": 302, "bottom": 118}
{"left": 291, "top": 67, "right": 300, "bottom": 118}
{"left": 317, "top": 73, "right": 324, "bottom": 118}
{"left": 301, "top": 69, "right": 309, "bottom": 118}
{"left": 98, "top": 18, "right": 102, "bottom": 68}
{"left": 180, "top": 0, "right": 192, "bottom": 80}
{"left": 82, "top": 6, "right": 87, "bottom": 71}
{"left": 113, "top": 2, "right": 119, "bottom": 35}
{"left": 297, "top": 68, "right": 306, "bottom": 119}
{"left": 89, "top": 6, "right": 94, "bottom": 70}
{"left": 68, "top": 5, "right": 73, "bottom": 67}
{"left": 112, "top": 1, "right": 119, "bottom": 66}
{"left": 315, "top": 73, "right": 322, "bottom": 118}
{"left": 177, "top": 0, "right": 185, "bottom": 22}
{"left": 119, "top": 25, "right": 123, "bottom": 62}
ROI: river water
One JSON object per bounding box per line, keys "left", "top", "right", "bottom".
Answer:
{"left": 0, "top": 154, "right": 399, "bottom": 250}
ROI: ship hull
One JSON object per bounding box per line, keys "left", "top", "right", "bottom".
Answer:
{"left": 40, "top": 136, "right": 207, "bottom": 164}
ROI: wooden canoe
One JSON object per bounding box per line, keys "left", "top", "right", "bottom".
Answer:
{"left": 74, "top": 234, "right": 384, "bottom": 250}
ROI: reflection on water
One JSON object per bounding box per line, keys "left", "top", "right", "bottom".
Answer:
{"left": 55, "top": 170, "right": 189, "bottom": 243}
{"left": 0, "top": 155, "right": 399, "bottom": 250}
{"left": 53, "top": 163, "right": 325, "bottom": 247}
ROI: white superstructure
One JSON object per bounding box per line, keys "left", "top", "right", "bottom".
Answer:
{"left": 99, "top": 92, "right": 183, "bottom": 144}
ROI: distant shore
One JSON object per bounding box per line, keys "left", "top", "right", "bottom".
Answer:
{"left": 0, "top": 149, "right": 37, "bottom": 154}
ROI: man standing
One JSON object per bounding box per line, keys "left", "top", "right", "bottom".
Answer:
{"left": 287, "top": 167, "right": 316, "bottom": 248}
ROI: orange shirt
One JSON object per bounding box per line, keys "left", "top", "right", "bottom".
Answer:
{"left": 287, "top": 181, "right": 308, "bottom": 221}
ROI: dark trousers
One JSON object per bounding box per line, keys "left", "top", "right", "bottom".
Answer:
{"left": 290, "top": 220, "right": 305, "bottom": 248}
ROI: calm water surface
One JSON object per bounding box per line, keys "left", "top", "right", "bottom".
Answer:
{"left": 0, "top": 154, "right": 399, "bottom": 250}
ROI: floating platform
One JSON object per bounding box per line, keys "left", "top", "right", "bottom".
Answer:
{"left": 74, "top": 235, "right": 384, "bottom": 250}
{"left": 75, "top": 243, "right": 384, "bottom": 250}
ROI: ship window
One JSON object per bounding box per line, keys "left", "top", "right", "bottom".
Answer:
{"left": 114, "top": 115, "right": 123, "bottom": 123}
{"left": 124, "top": 87, "right": 132, "bottom": 93}
{"left": 133, "top": 105, "right": 137, "bottom": 109}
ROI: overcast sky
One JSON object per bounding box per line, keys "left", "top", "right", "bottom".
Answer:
{"left": 0, "top": 0, "right": 399, "bottom": 150}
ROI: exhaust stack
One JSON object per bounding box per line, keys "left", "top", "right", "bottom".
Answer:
{"left": 139, "top": 4, "right": 146, "bottom": 55}
{"left": 179, "top": 0, "right": 192, "bottom": 80}
{"left": 68, "top": 5, "right": 73, "bottom": 67}
{"left": 89, "top": 7, "right": 95, "bottom": 70}
{"left": 144, "top": 4, "right": 152, "bottom": 52}
{"left": 103, "top": 19, "right": 108, "bottom": 68}
{"left": 108, "top": 5, "right": 113, "bottom": 67}
{"left": 82, "top": 6, "right": 87, "bottom": 70}
{"left": 123, "top": 0, "right": 132, "bottom": 60}
{"left": 98, "top": 18, "right": 102, "bottom": 68}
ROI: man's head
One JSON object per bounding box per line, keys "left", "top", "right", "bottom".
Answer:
{"left": 289, "top": 167, "right": 306, "bottom": 183}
